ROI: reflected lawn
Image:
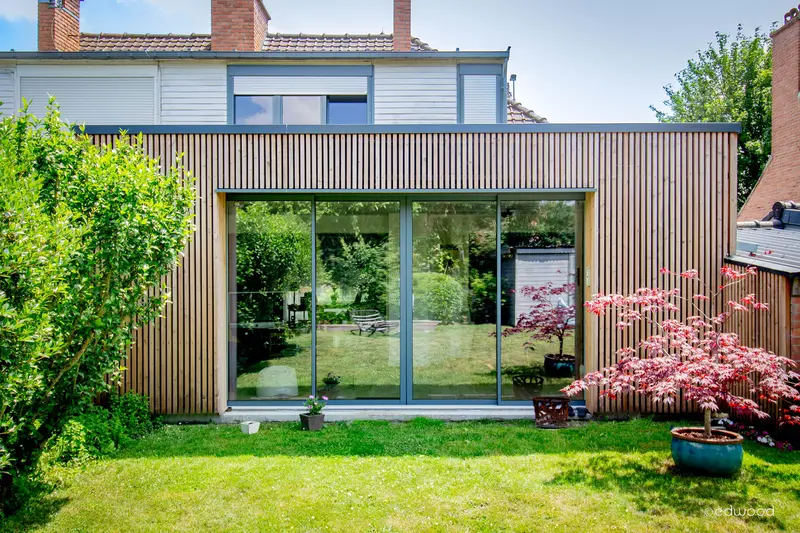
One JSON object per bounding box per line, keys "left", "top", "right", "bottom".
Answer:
{"left": 236, "top": 324, "right": 575, "bottom": 400}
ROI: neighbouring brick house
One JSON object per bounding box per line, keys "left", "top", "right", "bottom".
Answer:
{"left": 739, "top": 8, "right": 800, "bottom": 222}
{"left": 730, "top": 8, "right": 800, "bottom": 367}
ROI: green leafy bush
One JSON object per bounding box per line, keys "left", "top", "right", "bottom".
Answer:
{"left": 49, "top": 393, "right": 160, "bottom": 465}
{"left": 412, "top": 273, "right": 466, "bottom": 324}
{"left": 0, "top": 102, "right": 194, "bottom": 512}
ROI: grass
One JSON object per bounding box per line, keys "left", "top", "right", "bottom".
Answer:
{"left": 236, "top": 324, "right": 575, "bottom": 400}
{"left": 4, "top": 418, "right": 798, "bottom": 533}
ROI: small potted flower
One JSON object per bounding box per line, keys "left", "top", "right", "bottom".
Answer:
{"left": 300, "top": 395, "right": 328, "bottom": 431}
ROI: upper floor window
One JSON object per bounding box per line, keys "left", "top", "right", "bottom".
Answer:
{"left": 327, "top": 96, "right": 368, "bottom": 125}
{"left": 234, "top": 95, "right": 368, "bottom": 125}
{"left": 230, "top": 65, "right": 372, "bottom": 125}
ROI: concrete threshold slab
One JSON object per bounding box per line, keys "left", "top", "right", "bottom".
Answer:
{"left": 169, "top": 405, "right": 537, "bottom": 424}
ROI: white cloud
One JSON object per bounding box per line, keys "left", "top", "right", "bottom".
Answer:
{"left": 0, "top": 0, "right": 38, "bottom": 22}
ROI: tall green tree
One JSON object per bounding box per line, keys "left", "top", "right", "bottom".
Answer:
{"left": 0, "top": 102, "right": 195, "bottom": 512}
{"left": 651, "top": 26, "right": 772, "bottom": 207}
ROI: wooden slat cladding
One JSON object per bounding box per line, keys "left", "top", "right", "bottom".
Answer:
{"left": 90, "top": 131, "right": 738, "bottom": 414}
{"left": 724, "top": 264, "right": 792, "bottom": 420}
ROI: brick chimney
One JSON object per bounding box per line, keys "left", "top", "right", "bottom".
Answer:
{"left": 38, "top": 0, "right": 81, "bottom": 52}
{"left": 739, "top": 7, "right": 800, "bottom": 221}
{"left": 211, "top": 0, "right": 271, "bottom": 51}
{"left": 393, "top": 0, "right": 411, "bottom": 51}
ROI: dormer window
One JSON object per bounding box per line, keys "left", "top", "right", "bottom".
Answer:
{"left": 229, "top": 65, "right": 373, "bottom": 125}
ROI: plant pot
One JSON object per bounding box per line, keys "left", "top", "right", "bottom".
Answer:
{"left": 532, "top": 396, "right": 570, "bottom": 428}
{"left": 511, "top": 374, "right": 544, "bottom": 400}
{"left": 670, "top": 427, "right": 744, "bottom": 476}
{"left": 300, "top": 413, "right": 325, "bottom": 431}
{"left": 240, "top": 421, "right": 260, "bottom": 435}
{"left": 544, "top": 354, "right": 576, "bottom": 378}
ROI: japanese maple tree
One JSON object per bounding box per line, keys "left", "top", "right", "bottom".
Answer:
{"left": 503, "top": 282, "right": 576, "bottom": 357}
{"left": 562, "top": 267, "right": 800, "bottom": 438}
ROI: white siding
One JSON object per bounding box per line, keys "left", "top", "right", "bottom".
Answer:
{"left": 161, "top": 63, "right": 227, "bottom": 125}
{"left": 0, "top": 70, "right": 14, "bottom": 116}
{"left": 233, "top": 76, "right": 368, "bottom": 96}
{"left": 463, "top": 75, "right": 497, "bottom": 124}
{"left": 513, "top": 249, "right": 576, "bottom": 324}
{"left": 373, "top": 64, "right": 457, "bottom": 124}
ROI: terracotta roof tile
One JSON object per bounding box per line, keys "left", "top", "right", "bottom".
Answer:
{"left": 262, "top": 33, "right": 434, "bottom": 52}
{"left": 80, "top": 33, "right": 211, "bottom": 52}
{"left": 507, "top": 99, "right": 547, "bottom": 124}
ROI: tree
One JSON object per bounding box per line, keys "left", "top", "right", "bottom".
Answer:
{"left": 502, "top": 282, "right": 576, "bottom": 357}
{"left": 0, "top": 102, "right": 195, "bottom": 511}
{"left": 651, "top": 26, "right": 772, "bottom": 207}
{"left": 563, "top": 267, "right": 800, "bottom": 439}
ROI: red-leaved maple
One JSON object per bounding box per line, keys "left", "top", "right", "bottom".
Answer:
{"left": 562, "top": 267, "right": 800, "bottom": 438}
{"left": 502, "top": 282, "right": 576, "bottom": 357}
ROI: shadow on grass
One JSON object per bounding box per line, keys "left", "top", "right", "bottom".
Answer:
{"left": 0, "top": 479, "right": 69, "bottom": 533}
{"left": 546, "top": 451, "right": 792, "bottom": 529}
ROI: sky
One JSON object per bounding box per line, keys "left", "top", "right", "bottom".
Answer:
{"left": 0, "top": 0, "right": 791, "bottom": 123}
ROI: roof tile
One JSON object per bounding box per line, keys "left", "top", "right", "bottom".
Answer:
{"left": 80, "top": 33, "right": 211, "bottom": 52}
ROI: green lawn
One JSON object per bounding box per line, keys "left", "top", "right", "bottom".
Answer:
{"left": 236, "top": 324, "right": 575, "bottom": 400}
{"left": 4, "top": 419, "right": 798, "bottom": 533}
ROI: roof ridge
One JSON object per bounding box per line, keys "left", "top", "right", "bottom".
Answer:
{"left": 267, "top": 32, "right": 390, "bottom": 38}
{"left": 82, "top": 32, "right": 211, "bottom": 38}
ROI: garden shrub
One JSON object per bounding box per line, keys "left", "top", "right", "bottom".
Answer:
{"left": 49, "top": 393, "right": 160, "bottom": 465}
{"left": 412, "top": 273, "right": 466, "bottom": 324}
{"left": 0, "top": 102, "right": 194, "bottom": 512}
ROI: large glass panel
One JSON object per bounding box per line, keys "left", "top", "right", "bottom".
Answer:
{"left": 500, "top": 201, "right": 582, "bottom": 401}
{"left": 228, "top": 201, "right": 313, "bottom": 400}
{"left": 315, "top": 201, "right": 401, "bottom": 399}
{"left": 234, "top": 96, "right": 275, "bottom": 125}
{"left": 282, "top": 96, "right": 323, "bottom": 125}
{"left": 411, "top": 201, "right": 497, "bottom": 400}
{"left": 327, "top": 95, "right": 368, "bottom": 125}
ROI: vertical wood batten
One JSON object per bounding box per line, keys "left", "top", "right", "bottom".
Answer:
{"left": 89, "top": 131, "right": 738, "bottom": 414}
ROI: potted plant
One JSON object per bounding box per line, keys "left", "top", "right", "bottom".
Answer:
{"left": 300, "top": 395, "right": 328, "bottom": 431}
{"left": 532, "top": 396, "right": 570, "bottom": 428}
{"left": 503, "top": 363, "right": 545, "bottom": 400}
{"left": 322, "top": 372, "right": 341, "bottom": 392}
{"left": 503, "top": 283, "right": 576, "bottom": 378}
{"left": 563, "top": 266, "right": 800, "bottom": 476}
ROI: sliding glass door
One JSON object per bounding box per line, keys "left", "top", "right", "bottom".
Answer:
{"left": 315, "top": 201, "right": 401, "bottom": 399}
{"left": 410, "top": 201, "right": 497, "bottom": 400}
{"left": 227, "top": 196, "right": 582, "bottom": 404}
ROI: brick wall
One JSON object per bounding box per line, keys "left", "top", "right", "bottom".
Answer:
{"left": 739, "top": 14, "right": 800, "bottom": 221}
{"left": 211, "top": 0, "right": 270, "bottom": 51}
{"left": 393, "top": 0, "right": 411, "bottom": 51}
{"left": 38, "top": 0, "right": 81, "bottom": 52}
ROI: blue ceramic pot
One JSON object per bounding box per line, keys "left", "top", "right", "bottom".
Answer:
{"left": 671, "top": 427, "right": 744, "bottom": 477}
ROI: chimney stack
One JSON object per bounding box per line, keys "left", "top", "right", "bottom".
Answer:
{"left": 393, "top": 0, "right": 411, "bottom": 51}
{"left": 211, "top": 0, "right": 271, "bottom": 51}
{"left": 38, "top": 0, "right": 81, "bottom": 52}
{"left": 738, "top": 6, "right": 800, "bottom": 220}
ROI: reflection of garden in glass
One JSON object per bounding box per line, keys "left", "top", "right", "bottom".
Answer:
{"left": 500, "top": 200, "right": 581, "bottom": 400}
{"left": 412, "top": 201, "right": 497, "bottom": 400}
{"left": 229, "top": 201, "right": 313, "bottom": 400}
{"left": 315, "top": 201, "right": 401, "bottom": 399}
{"left": 228, "top": 198, "right": 583, "bottom": 403}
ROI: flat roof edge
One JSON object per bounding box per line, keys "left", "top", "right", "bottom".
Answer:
{"left": 724, "top": 256, "right": 800, "bottom": 278}
{"left": 78, "top": 123, "right": 742, "bottom": 135}
{"left": 0, "top": 50, "right": 509, "bottom": 60}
